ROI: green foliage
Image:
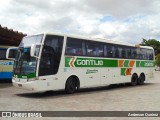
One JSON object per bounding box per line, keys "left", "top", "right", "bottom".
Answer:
{"left": 141, "top": 38, "right": 160, "bottom": 55}
{"left": 155, "top": 54, "right": 160, "bottom": 67}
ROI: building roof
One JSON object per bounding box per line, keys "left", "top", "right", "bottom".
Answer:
{"left": 0, "top": 25, "right": 27, "bottom": 46}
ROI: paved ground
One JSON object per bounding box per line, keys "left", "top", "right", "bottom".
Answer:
{"left": 0, "top": 71, "right": 160, "bottom": 120}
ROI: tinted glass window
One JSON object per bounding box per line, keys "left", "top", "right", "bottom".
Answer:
{"left": 140, "top": 48, "right": 147, "bottom": 60}
{"left": 146, "top": 49, "right": 153, "bottom": 60}
{"left": 66, "top": 38, "right": 85, "bottom": 56}
{"left": 125, "top": 47, "right": 131, "bottom": 59}
{"left": 86, "top": 42, "right": 104, "bottom": 57}
{"left": 0, "top": 49, "right": 6, "bottom": 60}
{"left": 118, "top": 46, "right": 126, "bottom": 58}
{"left": 122, "top": 47, "right": 127, "bottom": 58}
{"left": 114, "top": 46, "right": 119, "bottom": 58}
{"left": 105, "top": 44, "right": 113, "bottom": 57}
{"left": 131, "top": 48, "right": 139, "bottom": 59}
{"left": 39, "top": 35, "right": 64, "bottom": 76}
{"left": 147, "top": 49, "right": 154, "bottom": 60}
{"left": 9, "top": 49, "right": 17, "bottom": 58}
{"left": 65, "top": 38, "right": 154, "bottom": 61}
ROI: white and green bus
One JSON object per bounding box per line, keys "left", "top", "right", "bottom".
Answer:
{"left": 6, "top": 33, "right": 155, "bottom": 93}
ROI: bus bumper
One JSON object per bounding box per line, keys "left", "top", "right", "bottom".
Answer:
{"left": 12, "top": 79, "right": 57, "bottom": 92}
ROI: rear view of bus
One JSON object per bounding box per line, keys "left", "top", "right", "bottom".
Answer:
{"left": 0, "top": 46, "right": 14, "bottom": 80}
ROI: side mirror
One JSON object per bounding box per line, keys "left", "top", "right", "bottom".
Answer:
{"left": 6, "top": 47, "right": 18, "bottom": 60}
{"left": 30, "top": 44, "right": 41, "bottom": 58}
{"left": 31, "top": 44, "right": 36, "bottom": 57}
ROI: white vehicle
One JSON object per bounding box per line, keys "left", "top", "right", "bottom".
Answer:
{"left": 7, "top": 33, "right": 155, "bottom": 93}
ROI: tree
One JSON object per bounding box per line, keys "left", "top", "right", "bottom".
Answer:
{"left": 155, "top": 54, "right": 160, "bottom": 71}
{"left": 141, "top": 38, "right": 160, "bottom": 55}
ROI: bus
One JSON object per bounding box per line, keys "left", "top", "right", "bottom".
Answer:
{"left": 0, "top": 45, "right": 15, "bottom": 80}
{"left": 6, "top": 33, "right": 155, "bottom": 93}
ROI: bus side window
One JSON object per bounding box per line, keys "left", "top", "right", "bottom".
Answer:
{"left": 131, "top": 48, "right": 138, "bottom": 59}
{"left": 115, "top": 46, "right": 119, "bottom": 58}
{"left": 66, "top": 38, "right": 83, "bottom": 56}
{"left": 118, "top": 46, "right": 122, "bottom": 58}
{"left": 106, "top": 44, "right": 113, "bottom": 58}
{"left": 86, "top": 42, "right": 104, "bottom": 57}
{"left": 140, "top": 48, "right": 147, "bottom": 60}
{"left": 148, "top": 49, "right": 154, "bottom": 60}
{"left": 121, "top": 47, "right": 126, "bottom": 58}
{"left": 126, "top": 48, "right": 131, "bottom": 59}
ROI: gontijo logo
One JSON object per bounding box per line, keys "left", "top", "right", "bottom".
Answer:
{"left": 67, "top": 57, "right": 104, "bottom": 67}
{"left": 77, "top": 59, "right": 103, "bottom": 66}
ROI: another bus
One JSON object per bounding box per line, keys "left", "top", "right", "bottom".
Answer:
{"left": 0, "top": 46, "right": 15, "bottom": 80}
{"left": 6, "top": 33, "right": 155, "bottom": 93}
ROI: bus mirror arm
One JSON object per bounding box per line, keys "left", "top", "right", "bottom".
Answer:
{"left": 6, "top": 47, "right": 18, "bottom": 60}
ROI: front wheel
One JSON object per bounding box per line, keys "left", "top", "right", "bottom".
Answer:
{"left": 65, "top": 77, "right": 79, "bottom": 94}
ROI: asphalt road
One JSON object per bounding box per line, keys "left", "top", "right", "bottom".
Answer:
{"left": 0, "top": 71, "right": 160, "bottom": 120}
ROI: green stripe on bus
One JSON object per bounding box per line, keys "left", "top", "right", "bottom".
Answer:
{"left": 65, "top": 57, "right": 71, "bottom": 67}
{"left": 65, "top": 57, "right": 155, "bottom": 68}
{"left": 124, "top": 60, "right": 129, "bottom": 67}
{"left": 16, "top": 73, "right": 36, "bottom": 79}
{"left": 136, "top": 61, "right": 155, "bottom": 67}
{"left": 121, "top": 68, "right": 126, "bottom": 76}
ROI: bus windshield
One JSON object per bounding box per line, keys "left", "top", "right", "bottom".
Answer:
{"left": 14, "top": 47, "right": 37, "bottom": 76}
{"left": 19, "top": 34, "right": 43, "bottom": 47}
{"left": 14, "top": 35, "right": 43, "bottom": 77}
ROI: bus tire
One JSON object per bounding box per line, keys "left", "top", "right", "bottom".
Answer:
{"left": 138, "top": 73, "right": 145, "bottom": 85}
{"left": 65, "top": 76, "right": 80, "bottom": 94}
{"left": 131, "top": 73, "right": 138, "bottom": 86}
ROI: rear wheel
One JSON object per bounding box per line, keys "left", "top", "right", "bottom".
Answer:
{"left": 138, "top": 73, "right": 145, "bottom": 85}
{"left": 65, "top": 76, "right": 79, "bottom": 94}
{"left": 131, "top": 74, "right": 138, "bottom": 86}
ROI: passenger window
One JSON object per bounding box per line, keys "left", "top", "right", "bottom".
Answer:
{"left": 148, "top": 49, "right": 154, "bottom": 60}
{"left": 105, "top": 44, "right": 113, "bottom": 57}
{"left": 131, "top": 48, "right": 138, "bottom": 59}
{"left": 114, "top": 46, "right": 119, "bottom": 58}
{"left": 140, "top": 48, "right": 147, "bottom": 60}
{"left": 86, "top": 42, "right": 104, "bottom": 57}
{"left": 126, "top": 48, "right": 131, "bottom": 59}
{"left": 121, "top": 47, "right": 126, "bottom": 58}
{"left": 66, "top": 38, "right": 84, "bottom": 56}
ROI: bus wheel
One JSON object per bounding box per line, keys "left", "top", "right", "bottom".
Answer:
{"left": 138, "top": 73, "right": 145, "bottom": 85}
{"left": 65, "top": 76, "right": 79, "bottom": 94}
{"left": 131, "top": 74, "right": 138, "bottom": 86}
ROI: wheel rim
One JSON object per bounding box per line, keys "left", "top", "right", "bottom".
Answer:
{"left": 70, "top": 80, "right": 76, "bottom": 91}
{"left": 131, "top": 74, "right": 137, "bottom": 85}
{"left": 139, "top": 74, "right": 145, "bottom": 83}
{"left": 132, "top": 76, "right": 136, "bottom": 83}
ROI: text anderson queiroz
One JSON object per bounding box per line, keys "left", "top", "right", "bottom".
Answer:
{"left": 128, "top": 112, "right": 158, "bottom": 117}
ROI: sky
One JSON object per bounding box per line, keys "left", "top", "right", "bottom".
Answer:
{"left": 0, "top": 0, "right": 160, "bottom": 44}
